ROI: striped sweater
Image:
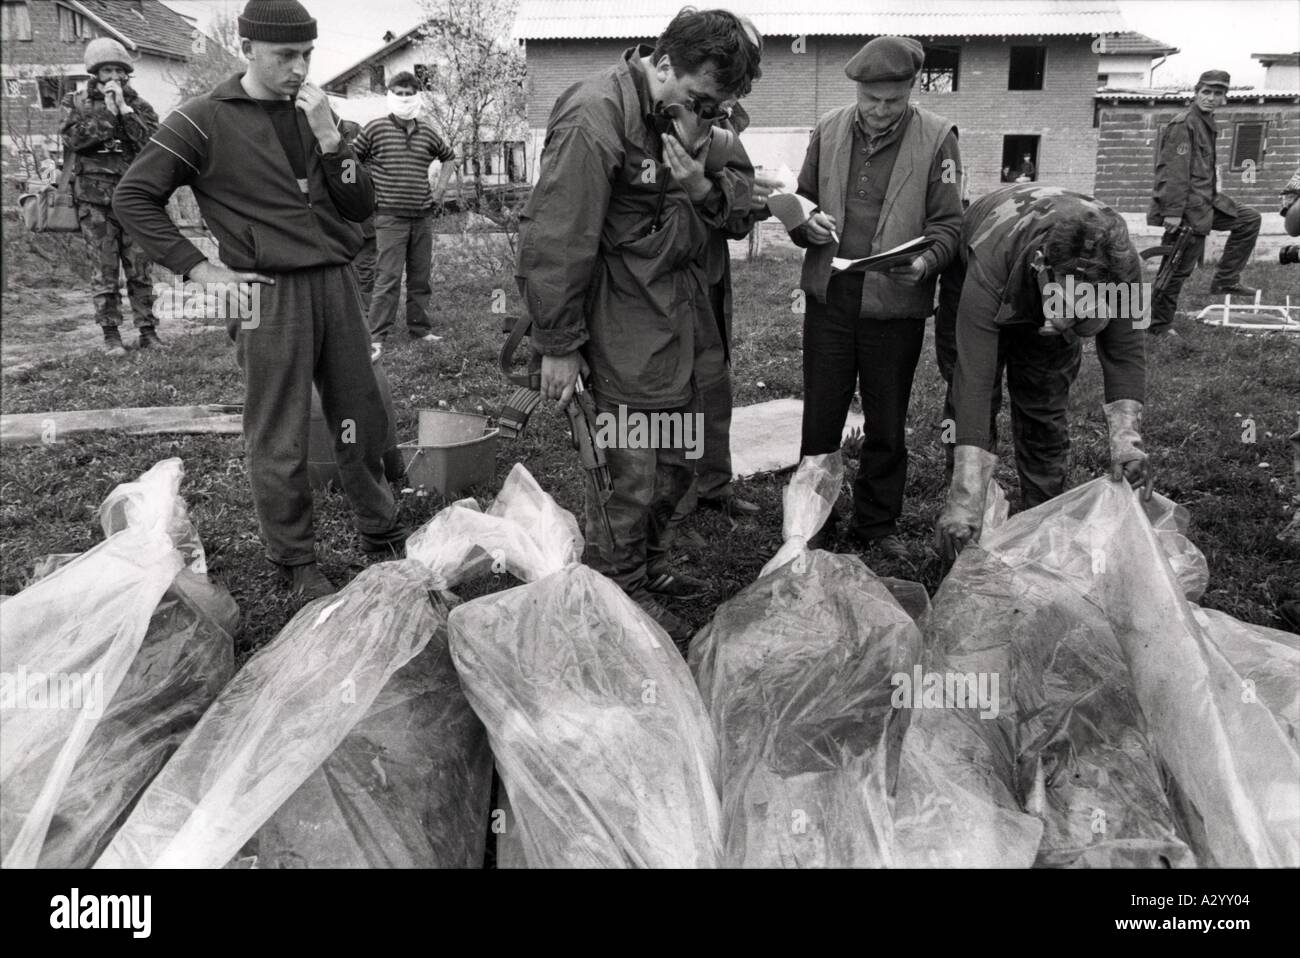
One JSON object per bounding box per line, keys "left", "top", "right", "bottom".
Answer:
{"left": 353, "top": 116, "right": 455, "bottom": 217}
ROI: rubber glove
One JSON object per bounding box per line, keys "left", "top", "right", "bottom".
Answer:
{"left": 934, "top": 444, "right": 998, "bottom": 562}
{"left": 1104, "top": 399, "right": 1154, "bottom": 499}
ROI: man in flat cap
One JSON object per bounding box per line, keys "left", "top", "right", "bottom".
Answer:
{"left": 786, "top": 36, "right": 962, "bottom": 560}
{"left": 115, "top": 0, "right": 407, "bottom": 603}
{"left": 1147, "top": 69, "right": 1262, "bottom": 337}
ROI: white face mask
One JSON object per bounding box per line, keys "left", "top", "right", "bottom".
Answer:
{"left": 387, "top": 91, "right": 421, "bottom": 120}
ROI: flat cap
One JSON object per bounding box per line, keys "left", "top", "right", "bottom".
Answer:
{"left": 845, "top": 36, "right": 925, "bottom": 83}
{"left": 1196, "top": 69, "right": 1230, "bottom": 90}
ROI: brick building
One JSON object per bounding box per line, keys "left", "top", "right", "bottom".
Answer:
{"left": 515, "top": 0, "right": 1128, "bottom": 200}
{"left": 1094, "top": 89, "right": 1300, "bottom": 218}
{"left": 1, "top": 0, "right": 194, "bottom": 195}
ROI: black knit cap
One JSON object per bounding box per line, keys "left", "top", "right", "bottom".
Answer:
{"left": 238, "top": 0, "right": 318, "bottom": 42}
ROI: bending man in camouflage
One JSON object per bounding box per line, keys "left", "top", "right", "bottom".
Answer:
{"left": 61, "top": 38, "right": 160, "bottom": 355}
{"left": 933, "top": 184, "right": 1150, "bottom": 560}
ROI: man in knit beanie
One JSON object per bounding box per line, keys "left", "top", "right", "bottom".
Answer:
{"left": 115, "top": 0, "right": 408, "bottom": 603}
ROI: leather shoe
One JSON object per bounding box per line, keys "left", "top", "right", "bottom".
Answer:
{"left": 645, "top": 564, "right": 709, "bottom": 599}
{"left": 630, "top": 589, "right": 693, "bottom": 653}
{"left": 361, "top": 525, "right": 410, "bottom": 556}
{"left": 276, "top": 562, "right": 338, "bottom": 600}
{"left": 1208, "top": 282, "right": 1257, "bottom": 297}
{"left": 698, "top": 495, "right": 760, "bottom": 518}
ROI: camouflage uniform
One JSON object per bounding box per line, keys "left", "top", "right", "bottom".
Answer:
{"left": 60, "top": 82, "right": 159, "bottom": 328}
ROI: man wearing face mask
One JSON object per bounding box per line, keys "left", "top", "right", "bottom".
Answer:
{"left": 932, "top": 184, "right": 1151, "bottom": 561}
{"left": 61, "top": 38, "right": 160, "bottom": 355}
{"left": 516, "top": 7, "right": 760, "bottom": 644}
{"left": 114, "top": 0, "right": 406, "bottom": 603}
{"left": 788, "top": 36, "right": 963, "bottom": 562}
{"left": 353, "top": 72, "right": 457, "bottom": 348}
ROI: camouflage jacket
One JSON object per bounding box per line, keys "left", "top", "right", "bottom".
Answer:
{"left": 60, "top": 81, "right": 159, "bottom": 205}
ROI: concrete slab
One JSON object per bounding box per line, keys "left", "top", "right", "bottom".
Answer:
{"left": 730, "top": 397, "right": 864, "bottom": 479}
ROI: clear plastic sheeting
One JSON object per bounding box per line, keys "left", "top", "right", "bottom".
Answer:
{"left": 903, "top": 477, "right": 1299, "bottom": 868}
{"left": 910, "top": 538, "right": 1195, "bottom": 868}
{"left": 1, "top": 458, "right": 192, "bottom": 868}
{"left": 96, "top": 561, "right": 442, "bottom": 869}
{"left": 253, "top": 616, "right": 492, "bottom": 868}
{"left": 426, "top": 464, "right": 722, "bottom": 868}
{"left": 37, "top": 568, "right": 236, "bottom": 868}
{"left": 692, "top": 455, "right": 922, "bottom": 867}
{"left": 407, "top": 465, "right": 582, "bottom": 591}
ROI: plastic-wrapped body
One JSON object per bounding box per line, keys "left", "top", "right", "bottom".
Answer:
{"left": 96, "top": 561, "right": 448, "bottom": 869}
{"left": 254, "top": 624, "right": 492, "bottom": 868}
{"left": 898, "top": 478, "right": 1298, "bottom": 867}
{"left": 1, "top": 459, "right": 200, "bottom": 867}
{"left": 409, "top": 464, "right": 723, "bottom": 868}
{"left": 37, "top": 568, "right": 236, "bottom": 868}
{"left": 689, "top": 454, "right": 922, "bottom": 867}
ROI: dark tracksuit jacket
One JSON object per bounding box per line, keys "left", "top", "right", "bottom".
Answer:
{"left": 113, "top": 73, "right": 398, "bottom": 565}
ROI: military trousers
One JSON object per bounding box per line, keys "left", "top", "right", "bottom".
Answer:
{"left": 935, "top": 302, "right": 1083, "bottom": 510}
{"left": 1150, "top": 202, "right": 1262, "bottom": 333}
{"left": 76, "top": 200, "right": 156, "bottom": 328}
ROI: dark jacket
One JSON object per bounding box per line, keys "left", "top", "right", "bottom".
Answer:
{"left": 113, "top": 73, "right": 374, "bottom": 276}
{"left": 1148, "top": 104, "right": 1238, "bottom": 234}
{"left": 950, "top": 184, "right": 1147, "bottom": 448}
{"left": 60, "top": 81, "right": 158, "bottom": 206}
{"left": 705, "top": 102, "right": 763, "bottom": 360}
{"left": 338, "top": 119, "right": 376, "bottom": 240}
{"left": 515, "top": 46, "right": 754, "bottom": 408}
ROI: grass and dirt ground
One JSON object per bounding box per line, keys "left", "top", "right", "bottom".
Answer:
{"left": 2, "top": 244, "right": 1297, "bottom": 660}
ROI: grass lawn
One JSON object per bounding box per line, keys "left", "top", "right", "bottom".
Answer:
{"left": 2, "top": 253, "right": 1297, "bottom": 659}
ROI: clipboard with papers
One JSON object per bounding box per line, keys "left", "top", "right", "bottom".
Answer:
{"left": 831, "top": 236, "right": 935, "bottom": 273}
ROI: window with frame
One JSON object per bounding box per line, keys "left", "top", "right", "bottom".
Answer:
{"left": 57, "top": 4, "right": 100, "bottom": 42}
{"left": 1, "top": 1, "right": 32, "bottom": 41}
{"left": 369, "top": 64, "right": 386, "bottom": 94}
{"left": 414, "top": 64, "right": 434, "bottom": 89}
{"left": 1230, "top": 121, "right": 1266, "bottom": 170}
{"left": 919, "top": 45, "right": 959, "bottom": 93}
{"left": 1009, "top": 45, "right": 1047, "bottom": 90}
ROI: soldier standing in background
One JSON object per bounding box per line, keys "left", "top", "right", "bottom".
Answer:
{"left": 1147, "top": 69, "right": 1262, "bottom": 338}
{"left": 61, "top": 38, "right": 160, "bottom": 356}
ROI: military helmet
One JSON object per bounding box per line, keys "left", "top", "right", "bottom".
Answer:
{"left": 85, "top": 38, "right": 134, "bottom": 76}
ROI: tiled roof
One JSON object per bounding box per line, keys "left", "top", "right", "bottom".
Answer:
{"left": 1096, "top": 30, "right": 1178, "bottom": 56}
{"left": 515, "top": 0, "right": 1129, "bottom": 39}
{"left": 74, "top": 0, "right": 194, "bottom": 60}
{"left": 1096, "top": 88, "right": 1300, "bottom": 100}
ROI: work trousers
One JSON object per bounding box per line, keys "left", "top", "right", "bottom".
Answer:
{"left": 76, "top": 200, "right": 156, "bottom": 328}
{"left": 800, "top": 271, "right": 926, "bottom": 539}
{"left": 368, "top": 213, "right": 434, "bottom": 340}
{"left": 353, "top": 233, "right": 377, "bottom": 315}
{"left": 935, "top": 289, "right": 1083, "bottom": 509}
{"left": 1150, "top": 203, "right": 1262, "bottom": 332}
{"left": 228, "top": 264, "right": 399, "bottom": 565}
{"left": 583, "top": 395, "right": 695, "bottom": 595}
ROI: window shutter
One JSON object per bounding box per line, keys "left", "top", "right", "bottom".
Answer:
{"left": 1231, "top": 121, "right": 1266, "bottom": 169}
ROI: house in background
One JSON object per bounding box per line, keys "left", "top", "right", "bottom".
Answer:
{"left": 515, "top": 0, "right": 1129, "bottom": 201}
{"left": 1, "top": 0, "right": 194, "bottom": 199}
{"left": 1096, "top": 30, "right": 1178, "bottom": 88}
{"left": 321, "top": 24, "right": 528, "bottom": 188}
{"left": 1252, "top": 51, "right": 1300, "bottom": 90}
{"left": 1094, "top": 85, "right": 1300, "bottom": 254}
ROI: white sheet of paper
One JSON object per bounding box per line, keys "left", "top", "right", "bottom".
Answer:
{"left": 831, "top": 236, "right": 931, "bottom": 272}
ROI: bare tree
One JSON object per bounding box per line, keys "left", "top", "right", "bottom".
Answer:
{"left": 416, "top": 0, "right": 526, "bottom": 210}
{"left": 165, "top": 7, "right": 244, "bottom": 102}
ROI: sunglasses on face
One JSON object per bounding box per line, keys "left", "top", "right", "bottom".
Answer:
{"left": 684, "top": 96, "right": 733, "bottom": 122}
